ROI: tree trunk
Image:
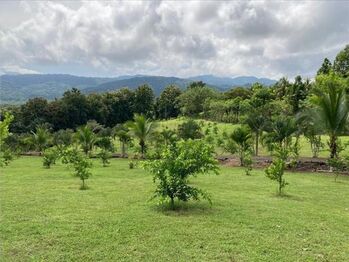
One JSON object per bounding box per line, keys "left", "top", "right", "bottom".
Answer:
{"left": 329, "top": 134, "right": 337, "bottom": 159}
{"left": 140, "top": 140, "right": 145, "bottom": 159}
{"left": 121, "top": 142, "right": 126, "bottom": 158}
{"left": 255, "top": 132, "right": 259, "bottom": 156}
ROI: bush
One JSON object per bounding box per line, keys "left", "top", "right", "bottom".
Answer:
{"left": 98, "top": 149, "right": 111, "bottom": 167}
{"left": 143, "top": 139, "right": 219, "bottom": 209}
{"left": 61, "top": 147, "right": 92, "bottom": 189}
{"left": 265, "top": 146, "right": 289, "bottom": 195}
{"left": 177, "top": 119, "right": 203, "bottom": 140}
{"left": 42, "top": 147, "right": 59, "bottom": 168}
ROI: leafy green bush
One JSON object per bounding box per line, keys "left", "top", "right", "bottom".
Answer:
{"left": 61, "top": 147, "right": 92, "bottom": 189}
{"left": 143, "top": 139, "right": 219, "bottom": 210}
{"left": 223, "top": 126, "right": 253, "bottom": 166}
{"left": 265, "top": 146, "right": 289, "bottom": 195}
{"left": 98, "top": 149, "right": 112, "bottom": 167}
{"left": 177, "top": 119, "right": 203, "bottom": 140}
{"left": 42, "top": 147, "right": 59, "bottom": 168}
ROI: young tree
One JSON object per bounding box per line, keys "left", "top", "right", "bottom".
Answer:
{"left": 265, "top": 145, "right": 289, "bottom": 195}
{"left": 126, "top": 114, "right": 156, "bottom": 158}
{"left": 245, "top": 113, "right": 267, "bottom": 156}
{"left": 75, "top": 125, "right": 96, "bottom": 156}
{"left": 0, "top": 112, "right": 14, "bottom": 167}
{"left": 114, "top": 124, "right": 131, "bottom": 158}
{"left": 61, "top": 147, "right": 92, "bottom": 190}
{"left": 223, "top": 126, "right": 253, "bottom": 166}
{"left": 95, "top": 136, "right": 114, "bottom": 167}
{"left": 262, "top": 117, "right": 297, "bottom": 152}
{"left": 42, "top": 147, "right": 59, "bottom": 168}
{"left": 310, "top": 73, "right": 348, "bottom": 158}
{"left": 143, "top": 139, "right": 219, "bottom": 210}
{"left": 31, "top": 125, "right": 51, "bottom": 153}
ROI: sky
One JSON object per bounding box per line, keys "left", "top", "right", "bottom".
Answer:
{"left": 0, "top": 1, "right": 348, "bottom": 79}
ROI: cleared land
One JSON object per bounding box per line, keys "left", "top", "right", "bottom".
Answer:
{"left": 1, "top": 157, "right": 348, "bottom": 261}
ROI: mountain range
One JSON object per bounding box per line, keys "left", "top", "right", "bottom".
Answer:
{"left": 0, "top": 74, "right": 276, "bottom": 104}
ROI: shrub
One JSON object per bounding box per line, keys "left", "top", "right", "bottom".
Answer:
{"left": 177, "top": 119, "right": 203, "bottom": 140}
{"left": 98, "top": 149, "right": 111, "bottom": 167}
{"left": 61, "top": 147, "right": 92, "bottom": 189}
{"left": 223, "top": 126, "right": 253, "bottom": 166}
{"left": 42, "top": 147, "right": 59, "bottom": 168}
{"left": 143, "top": 139, "right": 219, "bottom": 210}
{"left": 265, "top": 146, "right": 289, "bottom": 195}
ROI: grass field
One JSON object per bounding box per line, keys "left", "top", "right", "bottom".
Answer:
{"left": 158, "top": 118, "right": 349, "bottom": 158}
{"left": 1, "top": 157, "right": 348, "bottom": 261}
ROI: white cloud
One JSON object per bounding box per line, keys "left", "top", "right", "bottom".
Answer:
{"left": 0, "top": 0, "right": 348, "bottom": 79}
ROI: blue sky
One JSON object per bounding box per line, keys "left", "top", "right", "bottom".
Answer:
{"left": 0, "top": 1, "right": 348, "bottom": 79}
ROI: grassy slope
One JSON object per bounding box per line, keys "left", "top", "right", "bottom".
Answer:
{"left": 158, "top": 118, "right": 349, "bottom": 158}
{"left": 1, "top": 157, "right": 348, "bottom": 261}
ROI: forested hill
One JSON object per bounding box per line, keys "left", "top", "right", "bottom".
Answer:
{"left": 0, "top": 73, "right": 276, "bottom": 104}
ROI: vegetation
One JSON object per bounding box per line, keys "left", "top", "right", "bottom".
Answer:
{"left": 126, "top": 114, "right": 156, "bottom": 158}
{"left": 143, "top": 139, "right": 219, "bottom": 209}
{"left": 1, "top": 157, "right": 348, "bottom": 261}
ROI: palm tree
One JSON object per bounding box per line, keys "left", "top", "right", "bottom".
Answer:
{"left": 310, "top": 76, "right": 349, "bottom": 158}
{"left": 31, "top": 125, "right": 51, "bottom": 153}
{"left": 224, "top": 126, "right": 252, "bottom": 166}
{"left": 126, "top": 114, "right": 156, "bottom": 158}
{"left": 245, "top": 113, "right": 267, "bottom": 156}
{"left": 75, "top": 125, "right": 96, "bottom": 156}
{"left": 262, "top": 117, "right": 297, "bottom": 152}
{"left": 114, "top": 124, "right": 131, "bottom": 158}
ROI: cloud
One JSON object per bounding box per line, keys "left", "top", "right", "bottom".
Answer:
{"left": 0, "top": 1, "right": 348, "bottom": 78}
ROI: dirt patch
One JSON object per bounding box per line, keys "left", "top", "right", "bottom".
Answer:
{"left": 218, "top": 156, "right": 332, "bottom": 173}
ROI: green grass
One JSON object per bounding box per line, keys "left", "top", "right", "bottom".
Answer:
{"left": 1, "top": 157, "right": 349, "bottom": 261}
{"left": 158, "top": 118, "right": 349, "bottom": 158}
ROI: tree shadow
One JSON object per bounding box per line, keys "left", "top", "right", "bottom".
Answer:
{"left": 271, "top": 193, "right": 303, "bottom": 202}
{"left": 151, "top": 200, "right": 216, "bottom": 216}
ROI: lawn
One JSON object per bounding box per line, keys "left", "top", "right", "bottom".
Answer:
{"left": 158, "top": 118, "right": 349, "bottom": 158}
{"left": 1, "top": 157, "right": 349, "bottom": 261}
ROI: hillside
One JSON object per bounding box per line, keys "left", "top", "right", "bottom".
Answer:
{"left": 0, "top": 74, "right": 276, "bottom": 104}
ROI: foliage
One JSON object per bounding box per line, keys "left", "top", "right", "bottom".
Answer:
{"left": 75, "top": 125, "right": 96, "bottom": 156}
{"left": 126, "top": 114, "right": 156, "bottom": 158}
{"left": 0, "top": 112, "right": 14, "bottom": 167}
{"left": 262, "top": 117, "right": 297, "bottom": 152}
{"left": 31, "top": 125, "right": 51, "bottom": 153}
{"left": 42, "top": 147, "right": 59, "bottom": 168}
{"left": 143, "top": 139, "right": 219, "bottom": 209}
{"left": 179, "top": 83, "right": 218, "bottom": 116}
{"left": 310, "top": 73, "right": 349, "bottom": 158}
{"left": 333, "top": 44, "right": 349, "bottom": 78}
{"left": 317, "top": 58, "right": 332, "bottom": 76}
{"left": 133, "top": 84, "right": 155, "bottom": 117}
{"left": 61, "top": 147, "right": 92, "bottom": 189}
{"left": 328, "top": 157, "right": 346, "bottom": 182}
{"left": 97, "top": 149, "right": 112, "bottom": 167}
{"left": 114, "top": 124, "right": 131, "bottom": 158}
{"left": 177, "top": 119, "right": 203, "bottom": 140}
{"left": 223, "top": 126, "right": 253, "bottom": 166}
{"left": 245, "top": 112, "right": 267, "bottom": 156}
{"left": 155, "top": 85, "right": 182, "bottom": 119}
{"left": 265, "top": 145, "right": 290, "bottom": 195}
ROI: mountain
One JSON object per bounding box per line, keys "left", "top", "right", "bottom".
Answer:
{"left": 188, "top": 75, "right": 276, "bottom": 88}
{"left": 0, "top": 73, "right": 276, "bottom": 104}
{"left": 84, "top": 76, "right": 192, "bottom": 95}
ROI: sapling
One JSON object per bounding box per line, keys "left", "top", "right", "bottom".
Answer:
{"left": 143, "top": 139, "right": 219, "bottom": 210}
